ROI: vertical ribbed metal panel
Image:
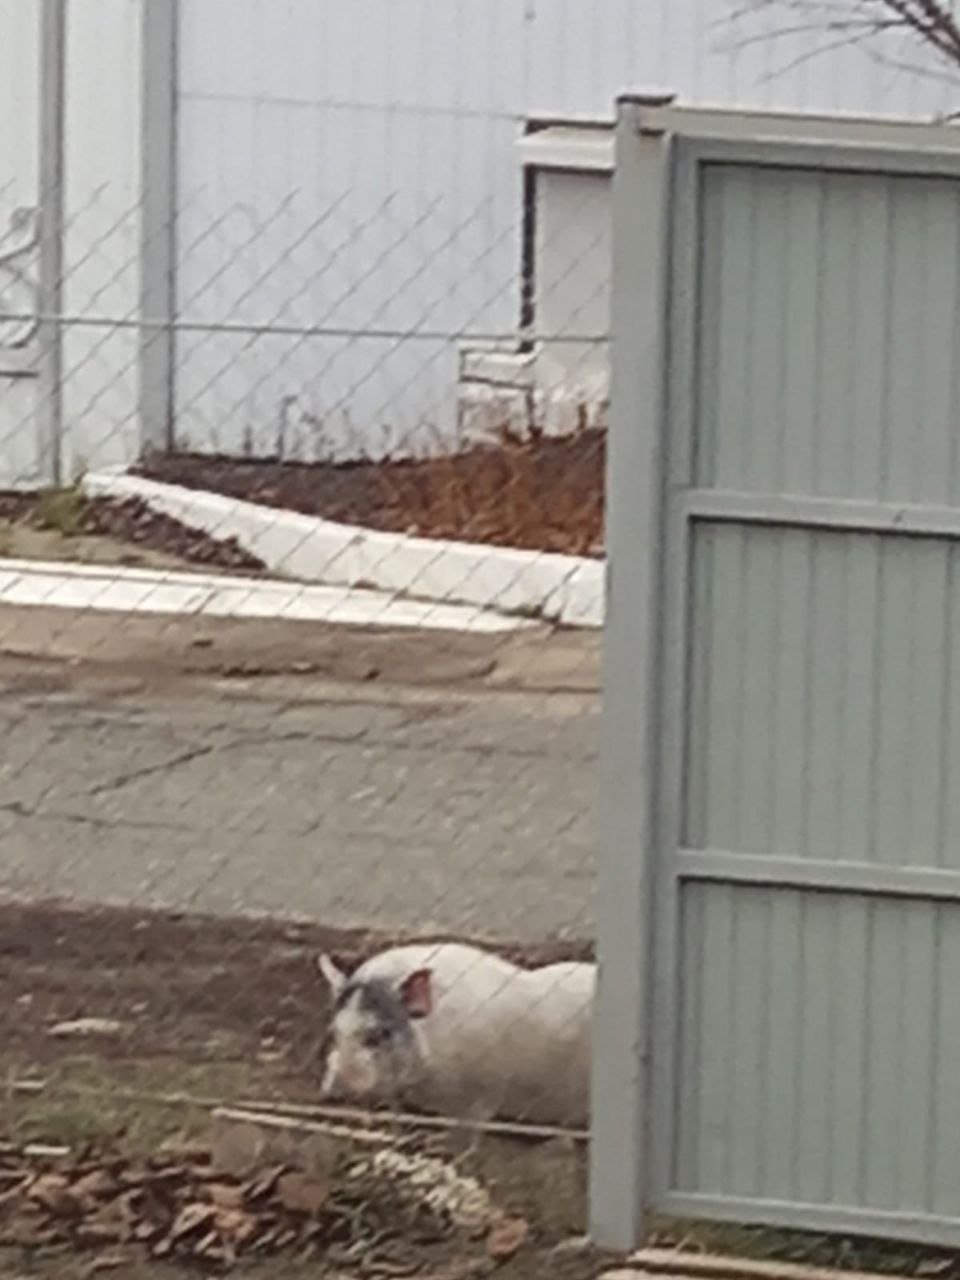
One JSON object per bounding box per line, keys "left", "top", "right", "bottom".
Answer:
{"left": 698, "top": 164, "right": 960, "bottom": 504}
{"left": 685, "top": 525, "right": 960, "bottom": 868}
{"left": 644, "top": 143, "right": 960, "bottom": 1243}
{"left": 678, "top": 519, "right": 960, "bottom": 1209}
{"left": 675, "top": 886, "right": 960, "bottom": 1217}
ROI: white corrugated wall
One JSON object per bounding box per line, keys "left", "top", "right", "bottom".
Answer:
{"left": 173, "top": 0, "right": 959, "bottom": 459}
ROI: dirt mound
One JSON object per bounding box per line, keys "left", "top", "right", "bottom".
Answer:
{"left": 136, "top": 432, "right": 605, "bottom": 557}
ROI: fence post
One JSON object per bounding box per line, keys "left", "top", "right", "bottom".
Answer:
{"left": 588, "top": 93, "right": 673, "bottom": 1252}
{"left": 139, "top": 0, "right": 178, "bottom": 454}
{"left": 37, "top": 0, "right": 66, "bottom": 487}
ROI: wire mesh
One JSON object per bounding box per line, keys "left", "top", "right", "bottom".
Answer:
{"left": 11, "top": 0, "right": 960, "bottom": 1268}
{"left": 0, "top": 1, "right": 608, "bottom": 1185}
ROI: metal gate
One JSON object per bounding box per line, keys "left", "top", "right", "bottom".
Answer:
{"left": 592, "top": 99, "right": 960, "bottom": 1250}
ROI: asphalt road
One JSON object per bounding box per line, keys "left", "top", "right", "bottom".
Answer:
{"left": 0, "top": 612, "right": 598, "bottom": 943}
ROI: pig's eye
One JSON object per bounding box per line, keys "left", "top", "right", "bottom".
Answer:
{"left": 362, "top": 1026, "right": 392, "bottom": 1049}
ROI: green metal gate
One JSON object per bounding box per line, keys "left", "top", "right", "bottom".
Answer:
{"left": 592, "top": 98, "right": 960, "bottom": 1250}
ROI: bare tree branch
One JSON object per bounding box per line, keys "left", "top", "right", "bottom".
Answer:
{"left": 723, "top": 0, "right": 960, "bottom": 97}
{"left": 728, "top": 0, "right": 960, "bottom": 59}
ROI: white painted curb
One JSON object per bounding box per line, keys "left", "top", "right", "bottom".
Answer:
{"left": 83, "top": 469, "right": 604, "bottom": 628}
{"left": 0, "top": 557, "right": 534, "bottom": 633}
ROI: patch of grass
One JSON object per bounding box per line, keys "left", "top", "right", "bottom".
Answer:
{"left": 14, "top": 1099, "right": 122, "bottom": 1150}
{"left": 373, "top": 432, "right": 605, "bottom": 557}
{"left": 647, "top": 1215, "right": 960, "bottom": 1277}
{"left": 32, "top": 485, "right": 87, "bottom": 538}
{"left": 0, "top": 1055, "right": 263, "bottom": 1155}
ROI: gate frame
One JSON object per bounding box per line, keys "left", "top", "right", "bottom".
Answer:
{"left": 591, "top": 95, "right": 960, "bottom": 1252}
{"left": 588, "top": 91, "right": 675, "bottom": 1253}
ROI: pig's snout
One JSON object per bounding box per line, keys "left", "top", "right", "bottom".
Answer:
{"left": 320, "top": 1045, "right": 381, "bottom": 1101}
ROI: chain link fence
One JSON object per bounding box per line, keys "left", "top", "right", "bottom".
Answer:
{"left": 0, "top": 38, "right": 610, "bottom": 1253}
{"left": 11, "top": 0, "right": 960, "bottom": 1269}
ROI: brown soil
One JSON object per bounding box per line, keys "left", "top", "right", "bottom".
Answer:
{"left": 0, "top": 898, "right": 592, "bottom": 1082}
{"left": 0, "top": 602, "right": 602, "bottom": 696}
{"left": 136, "top": 433, "right": 606, "bottom": 557}
{"left": 0, "top": 492, "right": 266, "bottom": 575}
{"left": 0, "top": 899, "right": 606, "bottom": 1278}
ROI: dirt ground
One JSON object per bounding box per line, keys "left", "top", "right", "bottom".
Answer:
{"left": 136, "top": 433, "right": 605, "bottom": 557}
{"left": 0, "top": 897, "right": 591, "bottom": 1086}
{"left": 0, "top": 896, "right": 607, "bottom": 1280}
{"left": 1, "top": 897, "right": 952, "bottom": 1280}
{"left": 0, "top": 600, "right": 602, "bottom": 694}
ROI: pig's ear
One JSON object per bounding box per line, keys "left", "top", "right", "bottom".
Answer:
{"left": 399, "top": 968, "right": 433, "bottom": 1019}
{"left": 317, "top": 953, "right": 347, "bottom": 997}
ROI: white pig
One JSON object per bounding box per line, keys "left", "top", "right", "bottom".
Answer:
{"left": 318, "top": 942, "right": 595, "bottom": 1127}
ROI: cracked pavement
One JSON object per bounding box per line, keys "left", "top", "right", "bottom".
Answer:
{"left": 0, "top": 614, "right": 598, "bottom": 941}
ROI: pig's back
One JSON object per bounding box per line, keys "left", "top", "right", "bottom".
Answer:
{"left": 354, "top": 942, "right": 519, "bottom": 1002}
{"left": 432, "top": 958, "right": 596, "bottom": 1127}
{"left": 496, "top": 961, "right": 595, "bottom": 1127}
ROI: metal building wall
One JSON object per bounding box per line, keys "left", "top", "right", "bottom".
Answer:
{"left": 171, "top": 0, "right": 960, "bottom": 460}
{"left": 173, "top": 0, "right": 527, "bottom": 457}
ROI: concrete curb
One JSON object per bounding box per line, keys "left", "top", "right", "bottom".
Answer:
{"left": 0, "top": 557, "right": 533, "bottom": 633}
{"left": 83, "top": 469, "right": 605, "bottom": 628}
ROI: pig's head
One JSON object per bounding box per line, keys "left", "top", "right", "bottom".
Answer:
{"left": 317, "top": 954, "right": 434, "bottom": 1105}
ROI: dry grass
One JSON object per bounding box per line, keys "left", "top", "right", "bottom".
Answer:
{"left": 373, "top": 434, "right": 604, "bottom": 556}
{"left": 32, "top": 485, "right": 87, "bottom": 538}
{"left": 138, "top": 430, "right": 606, "bottom": 557}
